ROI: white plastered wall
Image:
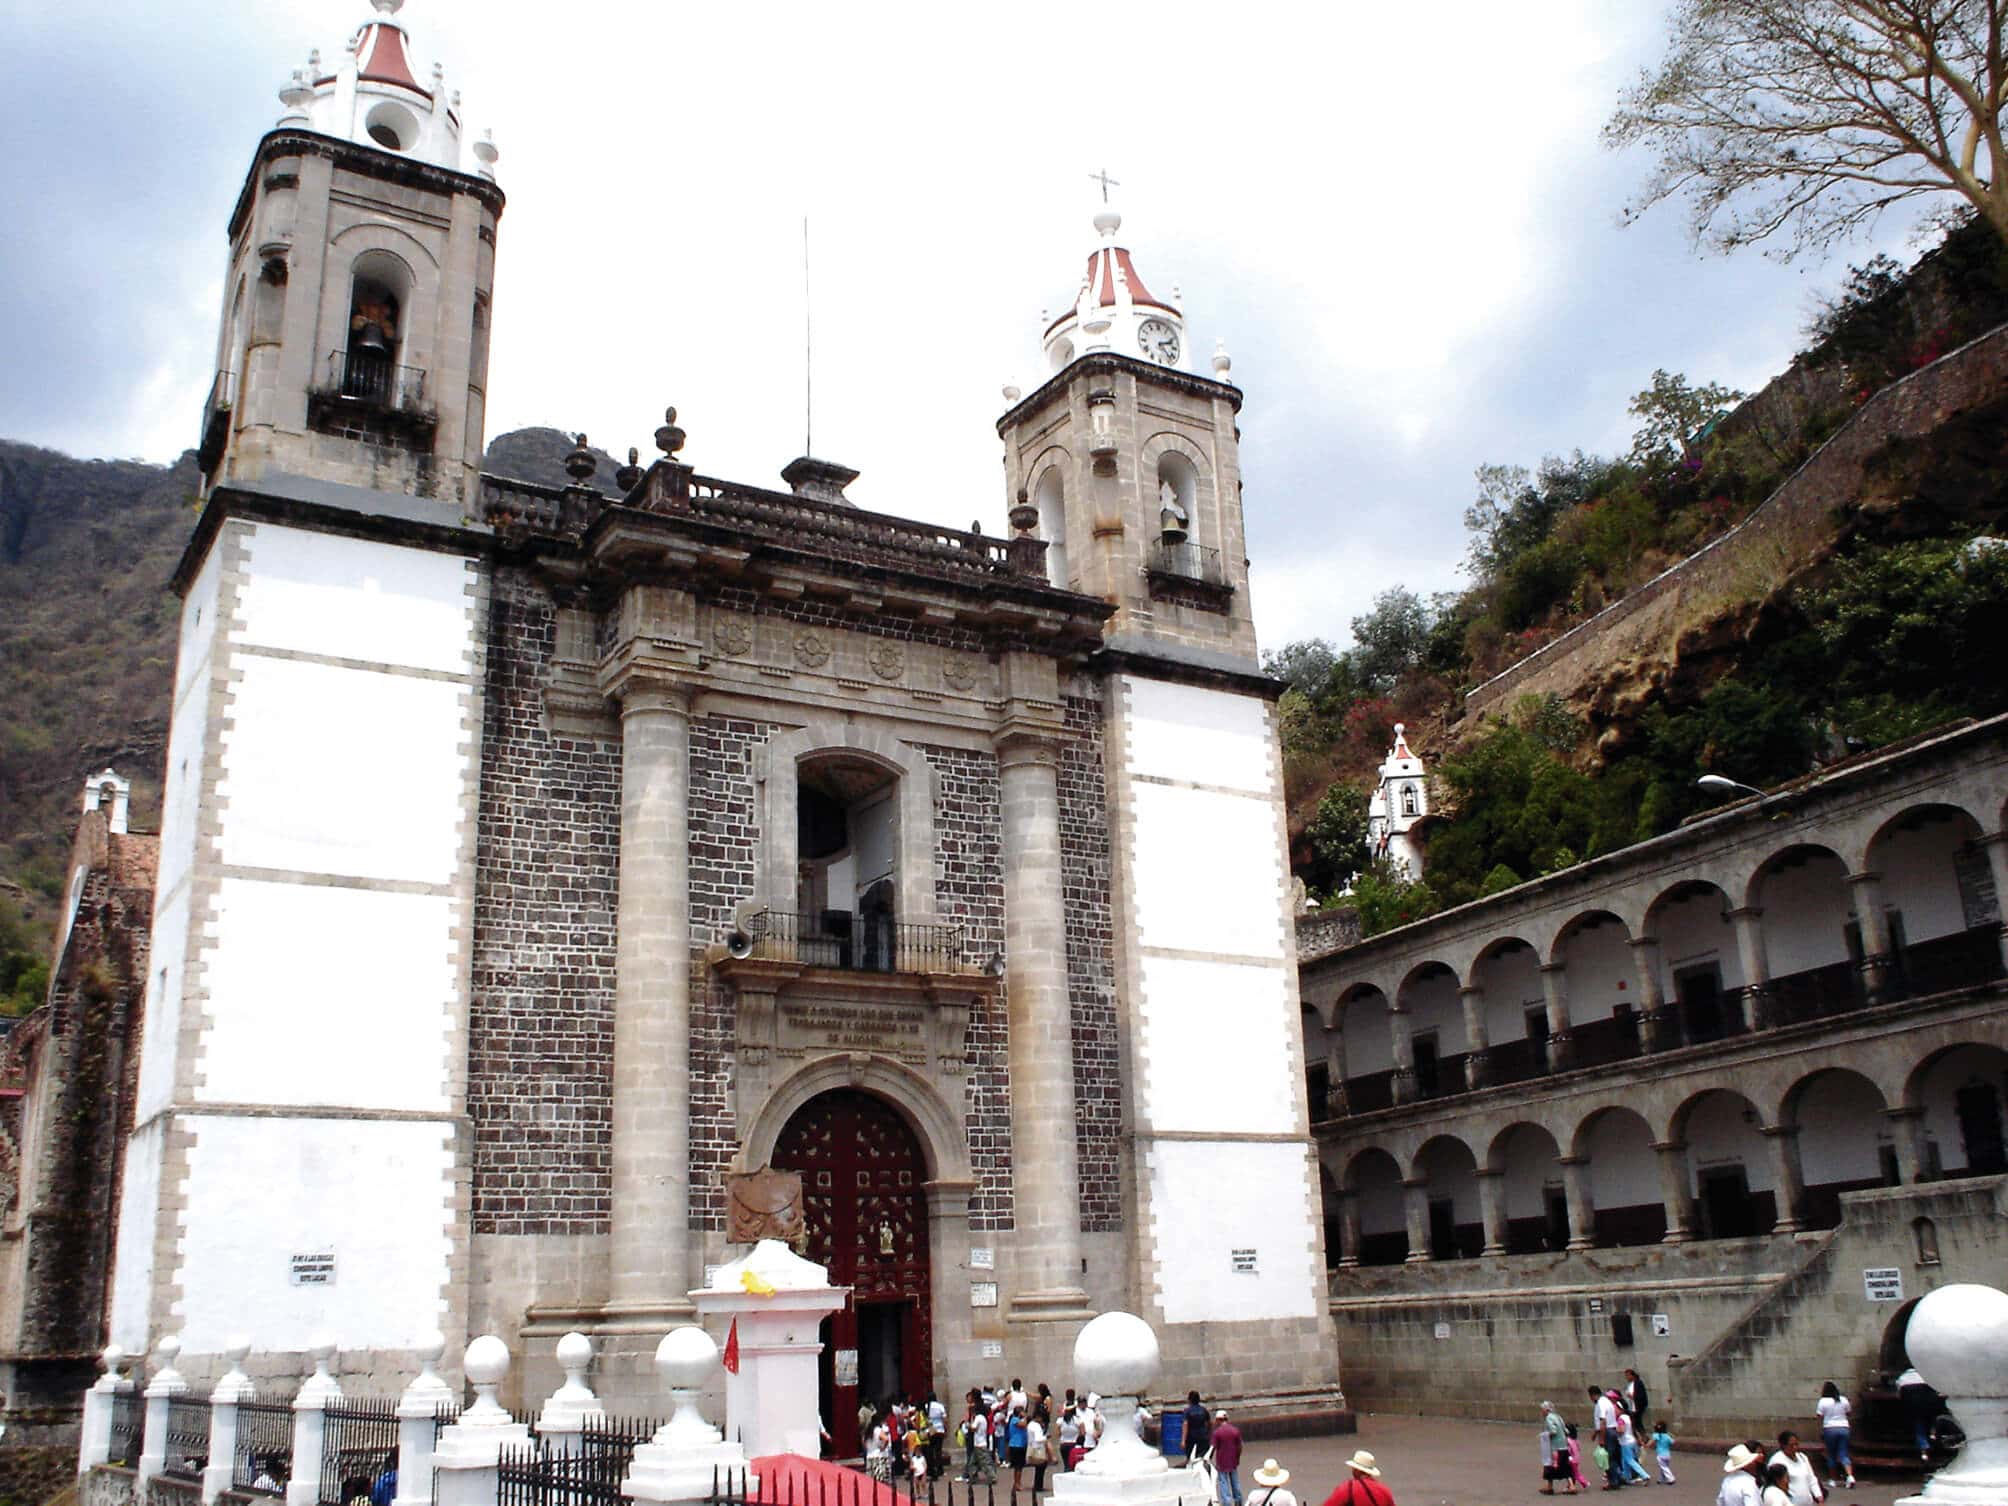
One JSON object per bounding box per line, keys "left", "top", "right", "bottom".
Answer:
{"left": 1119, "top": 676, "right": 1317, "bottom": 1324}
{"left": 1878, "top": 824, "right": 1971, "bottom": 942}
{"left": 1758, "top": 855, "right": 1853, "bottom": 975}
{"left": 109, "top": 1120, "right": 164, "bottom": 1352}
{"left": 1559, "top": 923, "right": 1631, "bottom": 1028}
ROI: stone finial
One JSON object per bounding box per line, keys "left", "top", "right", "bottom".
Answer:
{"left": 1008, "top": 488, "right": 1039, "bottom": 536}
{"left": 1895, "top": 1282, "right": 2008, "bottom": 1504}
{"left": 565, "top": 435, "right": 597, "bottom": 484}
{"left": 655, "top": 407, "right": 686, "bottom": 460}
{"left": 537, "top": 1332, "right": 605, "bottom": 1433}
{"left": 615, "top": 447, "right": 643, "bottom": 493}
{"left": 473, "top": 130, "right": 499, "bottom": 182}
{"left": 1002, "top": 384, "right": 1022, "bottom": 404}
{"left": 653, "top": 1327, "right": 722, "bottom": 1446}
{"left": 95, "top": 1344, "right": 127, "bottom": 1393}
{"left": 298, "top": 1335, "right": 342, "bottom": 1406}
{"left": 1070, "top": 1313, "right": 1163, "bottom": 1476}
{"left": 215, "top": 1335, "right": 257, "bottom": 1403}
{"left": 147, "top": 1334, "right": 187, "bottom": 1398}
{"left": 1212, "top": 339, "right": 1232, "bottom": 379}
{"left": 462, "top": 1335, "right": 511, "bottom": 1424}
{"left": 399, "top": 1331, "right": 453, "bottom": 1415}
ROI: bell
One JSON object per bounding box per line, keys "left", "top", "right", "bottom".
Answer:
{"left": 355, "top": 322, "right": 390, "bottom": 354}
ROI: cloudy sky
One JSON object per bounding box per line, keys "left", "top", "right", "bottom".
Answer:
{"left": 1, "top": 1, "right": 1934, "bottom": 652}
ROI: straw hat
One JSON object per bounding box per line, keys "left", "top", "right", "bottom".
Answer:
{"left": 1344, "top": 1451, "right": 1381, "bottom": 1478}
{"left": 1254, "top": 1461, "right": 1290, "bottom": 1488}
{"left": 1723, "top": 1444, "right": 1762, "bottom": 1474}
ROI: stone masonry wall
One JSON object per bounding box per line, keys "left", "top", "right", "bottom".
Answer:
{"left": 1464, "top": 320, "right": 2008, "bottom": 721}
{"left": 1059, "top": 682, "right": 1122, "bottom": 1232}
{"left": 686, "top": 713, "right": 772, "bottom": 1231}
{"left": 922, "top": 743, "right": 1012, "bottom": 1230}
{"left": 468, "top": 569, "right": 620, "bottom": 1235}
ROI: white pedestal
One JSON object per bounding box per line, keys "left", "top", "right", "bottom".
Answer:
{"left": 690, "top": 1241, "right": 847, "bottom": 1462}
{"left": 1894, "top": 1284, "right": 2008, "bottom": 1506}
{"left": 622, "top": 1326, "right": 758, "bottom": 1506}
{"left": 1050, "top": 1397, "right": 1207, "bottom": 1506}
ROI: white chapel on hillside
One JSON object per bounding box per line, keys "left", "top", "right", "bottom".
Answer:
{"left": 1367, "top": 724, "right": 1430, "bottom": 880}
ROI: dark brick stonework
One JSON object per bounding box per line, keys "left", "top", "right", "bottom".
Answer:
{"left": 686, "top": 713, "right": 772, "bottom": 1232}
{"left": 708, "top": 586, "right": 991, "bottom": 655}
{"left": 469, "top": 568, "right": 621, "bottom": 1235}
{"left": 1059, "top": 681, "right": 1122, "bottom": 1232}
{"left": 922, "top": 744, "right": 1012, "bottom": 1230}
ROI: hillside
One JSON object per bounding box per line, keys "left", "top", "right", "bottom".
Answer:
{"left": 0, "top": 425, "right": 609, "bottom": 1009}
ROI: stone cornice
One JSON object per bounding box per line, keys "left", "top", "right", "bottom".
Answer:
{"left": 227, "top": 127, "right": 506, "bottom": 244}
{"left": 994, "top": 352, "right": 1244, "bottom": 434}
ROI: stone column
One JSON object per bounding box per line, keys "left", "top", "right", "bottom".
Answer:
{"left": 203, "top": 1339, "right": 255, "bottom": 1505}
{"left": 1401, "top": 1177, "right": 1432, "bottom": 1263}
{"left": 1981, "top": 833, "right": 2008, "bottom": 975}
{"left": 1388, "top": 1002, "right": 1418, "bottom": 1105}
{"left": 1476, "top": 1168, "right": 1509, "bottom": 1256}
{"left": 1629, "top": 936, "right": 1670, "bottom": 1052}
{"left": 393, "top": 1335, "right": 453, "bottom": 1506}
{"left": 996, "top": 733, "right": 1090, "bottom": 1318}
{"left": 1540, "top": 964, "right": 1575, "bottom": 1071}
{"left": 1459, "top": 985, "right": 1493, "bottom": 1089}
{"left": 285, "top": 1342, "right": 340, "bottom": 1506}
{"left": 611, "top": 681, "right": 695, "bottom": 1315}
{"left": 77, "top": 1345, "right": 126, "bottom": 1476}
{"left": 1846, "top": 870, "right": 1897, "bottom": 1004}
{"left": 1558, "top": 1156, "right": 1596, "bottom": 1251}
{"left": 140, "top": 1335, "right": 186, "bottom": 1489}
{"left": 1886, "top": 1106, "right": 1930, "bottom": 1184}
{"left": 1335, "top": 1189, "right": 1361, "bottom": 1269}
{"left": 434, "top": 1339, "right": 531, "bottom": 1506}
{"left": 1728, "top": 906, "right": 1770, "bottom": 1032}
{"left": 1326, "top": 1033, "right": 1349, "bottom": 1118}
{"left": 1652, "top": 1141, "right": 1695, "bottom": 1244}
{"left": 1763, "top": 1125, "right": 1807, "bottom": 1233}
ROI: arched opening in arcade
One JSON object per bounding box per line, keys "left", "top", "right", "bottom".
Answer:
{"left": 1783, "top": 1068, "right": 1895, "bottom": 1227}
{"left": 1866, "top": 804, "right": 2003, "bottom": 998}
{"left": 1908, "top": 1041, "right": 2008, "bottom": 1179}
{"left": 1488, "top": 1122, "right": 1566, "bottom": 1254}
{"left": 772, "top": 1087, "right": 932, "bottom": 1456}
{"left": 1673, "top": 1087, "right": 1774, "bottom": 1238}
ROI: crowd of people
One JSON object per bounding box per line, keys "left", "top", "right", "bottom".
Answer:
{"left": 857, "top": 1379, "right": 1104, "bottom": 1492}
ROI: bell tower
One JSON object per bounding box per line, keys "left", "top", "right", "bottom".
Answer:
{"left": 997, "top": 205, "right": 1256, "bottom": 664}
{"left": 196, "top": 0, "right": 504, "bottom": 505}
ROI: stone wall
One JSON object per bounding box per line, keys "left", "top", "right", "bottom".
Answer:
{"left": 1463, "top": 320, "right": 2008, "bottom": 722}
{"left": 468, "top": 569, "right": 620, "bottom": 1236}
{"left": 921, "top": 744, "right": 1011, "bottom": 1230}
{"left": 1060, "top": 682, "right": 1122, "bottom": 1232}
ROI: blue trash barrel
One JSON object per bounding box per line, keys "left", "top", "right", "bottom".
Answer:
{"left": 1159, "top": 1409, "right": 1185, "bottom": 1458}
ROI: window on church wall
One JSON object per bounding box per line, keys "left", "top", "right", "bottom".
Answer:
{"left": 1156, "top": 452, "right": 1197, "bottom": 545}
{"left": 1035, "top": 467, "right": 1069, "bottom": 588}
{"left": 795, "top": 756, "right": 900, "bottom": 969}
{"left": 1400, "top": 784, "right": 1419, "bottom": 818}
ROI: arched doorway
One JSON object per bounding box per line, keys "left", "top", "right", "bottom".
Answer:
{"left": 773, "top": 1089, "right": 931, "bottom": 1458}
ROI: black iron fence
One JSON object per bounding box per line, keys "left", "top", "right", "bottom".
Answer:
{"left": 319, "top": 1397, "right": 402, "bottom": 1506}
{"left": 107, "top": 1389, "right": 145, "bottom": 1468}
{"left": 234, "top": 1398, "right": 297, "bottom": 1496}
{"left": 497, "top": 1417, "right": 663, "bottom": 1506}
{"left": 1148, "top": 539, "right": 1225, "bottom": 586}
{"left": 160, "top": 1395, "right": 213, "bottom": 1482}
{"left": 324, "top": 350, "right": 428, "bottom": 413}
{"left": 735, "top": 909, "right": 967, "bottom": 975}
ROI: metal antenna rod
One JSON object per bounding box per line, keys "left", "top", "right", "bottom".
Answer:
{"left": 803, "top": 215, "right": 814, "bottom": 458}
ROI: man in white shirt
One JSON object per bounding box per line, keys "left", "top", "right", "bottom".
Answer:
{"left": 1767, "top": 1433, "right": 1823, "bottom": 1505}
{"left": 1590, "top": 1388, "right": 1622, "bottom": 1490}
{"left": 1718, "top": 1443, "right": 1764, "bottom": 1506}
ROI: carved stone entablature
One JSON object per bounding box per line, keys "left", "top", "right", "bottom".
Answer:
{"left": 712, "top": 945, "right": 989, "bottom": 1133}
{"left": 544, "top": 601, "right": 617, "bottom": 738}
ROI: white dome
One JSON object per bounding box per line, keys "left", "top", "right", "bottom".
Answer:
{"left": 1073, "top": 1311, "right": 1160, "bottom": 1396}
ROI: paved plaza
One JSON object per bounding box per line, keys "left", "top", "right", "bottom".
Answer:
{"left": 1217, "top": 1415, "right": 1920, "bottom": 1506}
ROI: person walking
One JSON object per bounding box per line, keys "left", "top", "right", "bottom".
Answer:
{"left": 1624, "top": 1370, "right": 1650, "bottom": 1435}
{"left": 1717, "top": 1444, "right": 1764, "bottom": 1506}
{"left": 1814, "top": 1381, "right": 1854, "bottom": 1490}
{"left": 1184, "top": 1391, "right": 1213, "bottom": 1464}
{"left": 1567, "top": 1422, "right": 1589, "bottom": 1492}
{"left": 1651, "top": 1422, "right": 1676, "bottom": 1485}
{"left": 1619, "top": 1409, "right": 1653, "bottom": 1486}
{"left": 1767, "top": 1433, "right": 1823, "bottom": 1506}
{"left": 963, "top": 1394, "right": 996, "bottom": 1484}
{"left": 1249, "top": 1460, "right": 1297, "bottom": 1506}
{"left": 1211, "top": 1410, "right": 1245, "bottom": 1506}
{"left": 1007, "top": 1405, "right": 1031, "bottom": 1496}
{"left": 1541, "top": 1402, "right": 1576, "bottom": 1495}
{"left": 1320, "top": 1451, "right": 1395, "bottom": 1506}
{"left": 1027, "top": 1405, "right": 1051, "bottom": 1498}
{"left": 1760, "top": 1462, "right": 1793, "bottom": 1506}
{"left": 1896, "top": 1364, "right": 1936, "bottom": 1463}
{"left": 1591, "top": 1387, "right": 1624, "bottom": 1491}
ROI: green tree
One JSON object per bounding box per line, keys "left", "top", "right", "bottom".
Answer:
{"left": 1606, "top": 0, "right": 2008, "bottom": 257}
{"left": 1262, "top": 638, "right": 1341, "bottom": 699}
{"left": 1302, "top": 783, "right": 1372, "bottom": 898}
{"left": 1347, "top": 587, "right": 1433, "bottom": 690}
{"left": 1627, "top": 370, "right": 1745, "bottom": 468}
{"left": 1350, "top": 862, "right": 1442, "bottom": 939}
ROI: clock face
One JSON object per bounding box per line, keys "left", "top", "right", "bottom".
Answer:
{"left": 1137, "top": 318, "right": 1180, "bottom": 366}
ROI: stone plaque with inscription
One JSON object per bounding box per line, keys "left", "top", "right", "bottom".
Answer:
{"left": 779, "top": 1000, "right": 927, "bottom": 1064}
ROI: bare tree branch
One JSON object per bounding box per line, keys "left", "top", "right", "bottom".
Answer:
{"left": 1606, "top": 0, "right": 2008, "bottom": 257}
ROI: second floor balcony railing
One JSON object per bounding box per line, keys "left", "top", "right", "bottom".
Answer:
{"left": 733, "top": 907, "right": 967, "bottom": 975}
{"left": 323, "top": 349, "right": 428, "bottom": 413}
{"left": 1149, "top": 537, "right": 1226, "bottom": 586}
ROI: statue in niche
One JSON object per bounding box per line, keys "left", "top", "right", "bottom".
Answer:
{"left": 878, "top": 1219, "right": 896, "bottom": 1256}
{"left": 1159, "top": 478, "right": 1188, "bottom": 542}
{"left": 725, "top": 1165, "right": 806, "bottom": 1247}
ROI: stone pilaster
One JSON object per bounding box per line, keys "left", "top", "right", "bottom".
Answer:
{"left": 610, "top": 680, "right": 695, "bottom": 1315}
{"left": 1762, "top": 1125, "right": 1806, "bottom": 1233}
{"left": 1652, "top": 1140, "right": 1695, "bottom": 1244}
{"left": 1401, "top": 1177, "right": 1432, "bottom": 1264}
{"left": 1476, "top": 1168, "right": 1508, "bottom": 1256}
{"left": 1558, "top": 1155, "right": 1595, "bottom": 1251}
{"left": 1458, "top": 984, "right": 1491, "bottom": 1088}
{"left": 1629, "top": 936, "right": 1671, "bottom": 1052}
{"left": 996, "top": 730, "right": 1091, "bottom": 1319}
{"left": 1540, "top": 964, "right": 1574, "bottom": 1071}
{"left": 1728, "top": 906, "right": 1769, "bottom": 1031}
{"left": 1388, "top": 1002, "right": 1418, "bottom": 1106}
{"left": 1848, "top": 870, "right": 1897, "bottom": 1003}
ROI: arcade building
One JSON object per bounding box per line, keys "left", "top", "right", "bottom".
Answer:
{"left": 102, "top": 0, "right": 1344, "bottom": 1434}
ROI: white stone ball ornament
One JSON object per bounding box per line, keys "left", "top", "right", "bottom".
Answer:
{"left": 1073, "top": 1310, "right": 1159, "bottom": 1396}
{"left": 1896, "top": 1282, "right": 2008, "bottom": 1506}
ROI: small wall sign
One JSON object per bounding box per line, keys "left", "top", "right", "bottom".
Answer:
{"left": 1650, "top": 1313, "right": 1671, "bottom": 1337}
{"left": 971, "top": 1282, "right": 999, "bottom": 1308}
{"left": 1432, "top": 1321, "right": 1451, "bottom": 1340}
{"left": 1231, "top": 1248, "right": 1258, "bottom": 1274}
{"left": 1864, "top": 1267, "right": 1904, "bottom": 1302}
{"left": 1587, "top": 1297, "right": 1604, "bottom": 1314}
{"left": 289, "top": 1252, "right": 336, "bottom": 1287}
{"left": 980, "top": 1340, "right": 1004, "bottom": 1359}
{"left": 834, "top": 1349, "right": 859, "bottom": 1388}
{"left": 970, "top": 1248, "right": 995, "bottom": 1270}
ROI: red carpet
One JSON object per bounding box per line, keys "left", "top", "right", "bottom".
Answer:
{"left": 748, "top": 1454, "right": 910, "bottom": 1506}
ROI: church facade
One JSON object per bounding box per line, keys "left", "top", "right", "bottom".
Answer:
{"left": 108, "top": 1, "right": 1343, "bottom": 1425}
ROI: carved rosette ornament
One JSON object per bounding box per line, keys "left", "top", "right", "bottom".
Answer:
{"left": 942, "top": 655, "right": 978, "bottom": 692}
{"left": 714, "top": 619, "right": 754, "bottom": 658}
{"left": 793, "top": 629, "right": 831, "bottom": 668}
{"left": 867, "top": 641, "right": 905, "bottom": 682}
{"left": 724, "top": 1165, "right": 807, "bottom": 1246}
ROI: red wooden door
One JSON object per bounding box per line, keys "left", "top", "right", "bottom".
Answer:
{"left": 775, "top": 1090, "right": 931, "bottom": 1459}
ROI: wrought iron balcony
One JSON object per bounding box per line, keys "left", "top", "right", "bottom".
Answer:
{"left": 731, "top": 907, "right": 969, "bottom": 975}
{"left": 1148, "top": 537, "right": 1228, "bottom": 588}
